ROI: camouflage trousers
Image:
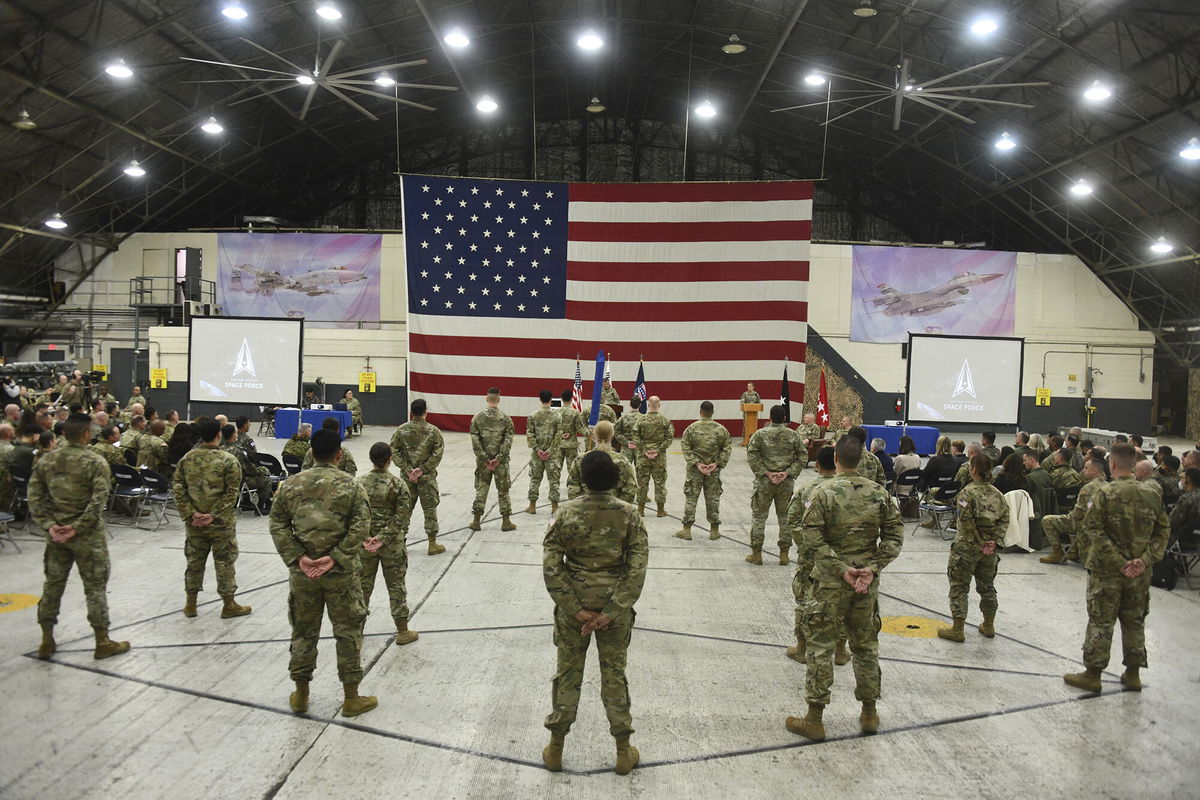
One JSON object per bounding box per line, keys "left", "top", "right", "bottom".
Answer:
{"left": 1041, "top": 514, "right": 1076, "bottom": 549}
{"left": 527, "top": 451, "right": 562, "bottom": 503}
{"left": 545, "top": 606, "right": 635, "bottom": 738}
{"left": 802, "top": 581, "right": 882, "bottom": 706}
{"left": 405, "top": 475, "right": 440, "bottom": 536}
{"left": 947, "top": 542, "right": 999, "bottom": 620}
{"left": 1083, "top": 571, "right": 1150, "bottom": 670}
{"left": 792, "top": 557, "right": 846, "bottom": 646}
{"left": 635, "top": 454, "right": 667, "bottom": 507}
{"left": 360, "top": 540, "right": 410, "bottom": 628}
{"left": 473, "top": 459, "right": 512, "bottom": 516}
{"left": 287, "top": 567, "right": 367, "bottom": 684}
{"left": 183, "top": 525, "right": 239, "bottom": 596}
{"left": 244, "top": 472, "right": 273, "bottom": 499}
{"left": 750, "top": 475, "right": 795, "bottom": 549}
{"left": 37, "top": 530, "right": 111, "bottom": 629}
{"left": 554, "top": 448, "right": 579, "bottom": 494}
{"left": 681, "top": 468, "right": 722, "bottom": 527}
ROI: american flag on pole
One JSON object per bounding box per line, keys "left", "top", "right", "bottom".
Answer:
{"left": 402, "top": 175, "right": 811, "bottom": 434}
{"left": 571, "top": 359, "right": 584, "bottom": 413}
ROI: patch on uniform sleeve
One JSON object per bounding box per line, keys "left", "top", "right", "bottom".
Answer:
{"left": 959, "top": 499, "right": 968, "bottom": 507}
{"left": 804, "top": 500, "right": 813, "bottom": 509}
{"left": 1086, "top": 501, "right": 1093, "bottom": 510}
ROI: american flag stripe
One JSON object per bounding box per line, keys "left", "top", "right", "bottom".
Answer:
{"left": 569, "top": 261, "right": 809, "bottom": 282}
{"left": 569, "top": 199, "right": 813, "bottom": 223}
{"left": 567, "top": 239, "right": 804, "bottom": 262}
{"left": 567, "top": 280, "right": 806, "bottom": 303}
{"left": 568, "top": 220, "right": 812, "bottom": 242}
{"left": 409, "top": 332, "right": 806, "bottom": 361}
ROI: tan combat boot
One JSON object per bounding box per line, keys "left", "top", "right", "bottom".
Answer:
{"left": 542, "top": 733, "right": 565, "bottom": 772}
{"left": 341, "top": 682, "right": 379, "bottom": 717}
{"left": 1063, "top": 667, "right": 1103, "bottom": 692}
{"left": 289, "top": 680, "right": 309, "bottom": 713}
{"left": 1040, "top": 545, "right": 1066, "bottom": 564}
{"left": 637, "top": 502, "right": 645, "bottom": 517}
{"left": 656, "top": 503, "right": 667, "bottom": 518}
{"left": 834, "top": 639, "right": 851, "bottom": 666}
{"left": 525, "top": 501, "right": 537, "bottom": 514}
{"left": 860, "top": 700, "right": 880, "bottom": 734}
{"left": 745, "top": 547, "right": 763, "bottom": 565}
{"left": 787, "top": 633, "right": 806, "bottom": 664}
{"left": 93, "top": 628, "right": 131, "bottom": 660}
{"left": 614, "top": 738, "right": 640, "bottom": 775}
{"left": 468, "top": 514, "right": 482, "bottom": 531}
{"left": 394, "top": 621, "right": 419, "bottom": 646}
{"left": 709, "top": 524, "right": 721, "bottom": 540}
{"left": 674, "top": 525, "right": 692, "bottom": 540}
{"left": 501, "top": 515, "right": 517, "bottom": 531}
{"left": 785, "top": 703, "right": 825, "bottom": 741}
{"left": 937, "top": 617, "right": 966, "bottom": 642}
{"left": 978, "top": 614, "right": 996, "bottom": 638}
{"left": 182, "top": 592, "right": 198, "bottom": 618}
{"left": 37, "top": 624, "right": 56, "bottom": 659}
{"left": 220, "top": 595, "right": 252, "bottom": 618}
{"left": 427, "top": 537, "right": 446, "bottom": 555}
{"left": 1120, "top": 668, "right": 1141, "bottom": 691}
{"left": 779, "top": 545, "right": 791, "bottom": 566}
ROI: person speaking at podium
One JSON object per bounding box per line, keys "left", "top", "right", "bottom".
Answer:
{"left": 740, "top": 383, "right": 760, "bottom": 404}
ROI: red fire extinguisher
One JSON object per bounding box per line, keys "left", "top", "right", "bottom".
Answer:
{"left": 894, "top": 396, "right": 903, "bottom": 414}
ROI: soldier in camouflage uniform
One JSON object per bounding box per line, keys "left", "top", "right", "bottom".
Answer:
{"left": 632, "top": 395, "right": 672, "bottom": 517}
{"left": 612, "top": 399, "right": 641, "bottom": 464}
{"left": 391, "top": 399, "right": 445, "bottom": 555}
{"left": 358, "top": 443, "right": 418, "bottom": 646}
{"left": 739, "top": 383, "right": 761, "bottom": 404}
{"left": 270, "top": 429, "right": 377, "bottom": 718}
{"left": 796, "top": 412, "right": 822, "bottom": 447}
{"left": 172, "top": 419, "right": 251, "bottom": 619}
{"left": 981, "top": 431, "right": 1002, "bottom": 465}
{"left": 120, "top": 414, "right": 146, "bottom": 456}
{"left": 469, "top": 387, "right": 517, "bottom": 532}
{"left": 90, "top": 424, "right": 126, "bottom": 468}
{"left": 542, "top": 450, "right": 649, "bottom": 776}
{"left": 937, "top": 454, "right": 1009, "bottom": 642}
{"left": 137, "top": 419, "right": 171, "bottom": 477}
{"left": 161, "top": 410, "right": 179, "bottom": 444}
{"left": 234, "top": 416, "right": 258, "bottom": 458}
{"left": 282, "top": 423, "right": 313, "bottom": 461}
{"left": 676, "top": 401, "right": 731, "bottom": 541}
{"left": 746, "top": 405, "right": 805, "bottom": 565}
{"left": 222, "top": 424, "right": 273, "bottom": 513}
{"left": 600, "top": 379, "right": 621, "bottom": 406}
{"left": 30, "top": 415, "right": 130, "bottom": 661}
{"left": 567, "top": 421, "right": 636, "bottom": 504}
{"left": 585, "top": 403, "right": 618, "bottom": 452}
{"left": 848, "top": 427, "right": 886, "bottom": 487}
{"left": 1040, "top": 458, "right": 1107, "bottom": 564}
{"left": 343, "top": 390, "right": 363, "bottom": 435}
{"left": 1064, "top": 444, "right": 1169, "bottom": 693}
{"left": 1047, "top": 448, "right": 1084, "bottom": 489}
{"left": 954, "top": 443, "right": 984, "bottom": 487}
{"left": 526, "top": 390, "right": 563, "bottom": 513}
{"left": 556, "top": 389, "right": 588, "bottom": 488}
{"left": 827, "top": 414, "right": 854, "bottom": 444}
{"left": 301, "top": 436, "right": 358, "bottom": 475}
{"left": 788, "top": 436, "right": 904, "bottom": 741}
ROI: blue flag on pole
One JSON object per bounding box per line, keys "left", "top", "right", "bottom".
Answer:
{"left": 588, "top": 350, "right": 606, "bottom": 426}
{"left": 633, "top": 361, "right": 648, "bottom": 413}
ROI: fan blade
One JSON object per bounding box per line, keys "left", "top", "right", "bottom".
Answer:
{"left": 907, "top": 95, "right": 977, "bottom": 124}
{"left": 334, "top": 85, "right": 437, "bottom": 112}
{"left": 227, "top": 83, "right": 304, "bottom": 106}
{"left": 324, "top": 84, "right": 381, "bottom": 120}
{"left": 298, "top": 84, "right": 319, "bottom": 120}
{"left": 820, "top": 95, "right": 894, "bottom": 127}
{"left": 771, "top": 92, "right": 891, "bottom": 113}
{"left": 892, "top": 59, "right": 910, "bottom": 131}
{"left": 824, "top": 72, "right": 894, "bottom": 90}
{"left": 916, "top": 57, "right": 1006, "bottom": 89}
{"left": 326, "top": 59, "right": 429, "bottom": 80}
{"left": 180, "top": 78, "right": 296, "bottom": 83}
{"left": 179, "top": 56, "right": 297, "bottom": 77}
{"left": 916, "top": 94, "right": 1037, "bottom": 109}
{"left": 919, "top": 81, "right": 1051, "bottom": 92}
{"left": 332, "top": 80, "right": 459, "bottom": 91}
{"left": 319, "top": 39, "right": 346, "bottom": 78}
{"left": 239, "top": 38, "right": 309, "bottom": 75}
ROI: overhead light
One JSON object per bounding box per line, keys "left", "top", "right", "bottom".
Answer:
{"left": 476, "top": 95, "right": 498, "bottom": 113}
{"left": 1150, "top": 236, "right": 1174, "bottom": 254}
{"left": 315, "top": 3, "right": 341, "bottom": 21}
{"left": 994, "top": 131, "right": 1017, "bottom": 151}
{"left": 296, "top": 74, "right": 315, "bottom": 85}
{"left": 853, "top": 1, "right": 878, "bottom": 18}
{"left": 105, "top": 59, "right": 134, "bottom": 79}
{"left": 44, "top": 213, "right": 68, "bottom": 230}
{"left": 1180, "top": 137, "right": 1200, "bottom": 160}
{"left": 374, "top": 74, "right": 396, "bottom": 87}
{"left": 577, "top": 30, "right": 604, "bottom": 50}
{"left": 803, "top": 72, "right": 826, "bottom": 87}
{"left": 123, "top": 160, "right": 146, "bottom": 177}
{"left": 903, "top": 83, "right": 915, "bottom": 92}
{"left": 1083, "top": 80, "right": 1111, "bottom": 102}
{"left": 694, "top": 99, "right": 717, "bottom": 118}
{"left": 1069, "top": 179, "right": 1094, "bottom": 196}
{"left": 721, "top": 34, "right": 747, "bottom": 55}
{"left": 443, "top": 28, "right": 470, "bottom": 48}
{"left": 970, "top": 16, "right": 999, "bottom": 36}
{"left": 585, "top": 96, "right": 606, "bottom": 113}
{"left": 200, "top": 116, "right": 224, "bottom": 134}
{"left": 221, "top": 2, "right": 248, "bottom": 19}
{"left": 11, "top": 110, "right": 37, "bottom": 131}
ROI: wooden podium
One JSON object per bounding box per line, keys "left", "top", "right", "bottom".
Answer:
{"left": 741, "top": 403, "right": 763, "bottom": 447}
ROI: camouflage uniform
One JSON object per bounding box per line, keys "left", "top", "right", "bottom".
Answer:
{"left": 390, "top": 418, "right": 444, "bottom": 537}
{"left": 119, "top": 427, "right": 144, "bottom": 456}
{"left": 1077, "top": 477, "right": 1169, "bottom": 671}
{"left": 633, "top": 410, "right": 673, "bottom": 507}
{"left": 30, "top": 443, "right": 115, "bottom": 629}
{"left": 136, "top": 433, "right": 170, "bottom": 477}
{"left": 526, "top": 406, "right": 563, "bottom": 504}
{"left": 470, "top": 405, "right": 515, "bottom": 516}
{"left": 282, "top": 435, "right": 311, "bottom": 461}
{"left": 555, "top": 406, "right": 588, "bottom": 481}
{"left": 90, "top": 440, "right": 126, "bottom": 468}
{"left": 235, "top": 431, "right": 257, "bottom": 458}
{"left": 223, "top": 441, "right": 273, "bottom": 498}
{"left": 270, "top": 463, "right": 372, "bottom": 683}
{"left": 1169, "top": 488, "right": 1200, "bottom": 542}
{"left": 827, "top": 427, "right": 851, "bottom": 444}
{"left": 858, "top": 449, "right": 886, "bottom": 487}
{"left": 172, "top": 444, "right": 242, "bottom": 597}
{"left": 0, "top": 458, "right": 11, "bottom": 511}
{"left": 358, "top": 468, "right": 413, "bottom": 629}
{"left": 740, "top": 391, "right": 761, "bottom": 404}
{"left": 798, "top": 471, "right": 904, "bottom": 705}
{"left": 345, "top": 397, "right": 363, "bottom": 431}
{"left": 747, "top": 422, "right": 805, "bottom": 550}
{"left": 1042, "top": 477, "right": 1105, "bottom": 555}
{"left": 796, "top": 422, "right": 822, "bottom": 443}
{"left": 543, "top": 489, "right": 649, "bottom": 738}
{"left": 302, "top": 445, "right": 357, "bottom": 475}
{"left": 680, "top": 418, "right": 732, "bottom": 527}
{"left": 947, "top": 479, "right": 1009, "bottom": 620}
{"left": 981, "top": 445, "right": 1002, "bottom": 465}
{"left": 612, "top": 410, "right": 640, "bottom": 464}
{"left": 1049, "top": 463, "right": 1083, "bottom": 489}
{"left": 787, "top": 474, "right": 836, "bottom": 647}
{"left": 567, "top": 445, "right": 637, "bottom": 503}
{"left": 601, "top": 386, "right": 621, "bottom": 405}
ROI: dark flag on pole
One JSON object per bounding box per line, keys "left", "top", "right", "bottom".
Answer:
{"left": 780, "top": 360, "right": 791, "bottom": 423}
{"left": 633, "top": 360, "right": 648, "bottom": 413}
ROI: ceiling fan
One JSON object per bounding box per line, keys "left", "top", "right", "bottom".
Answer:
{"left": 181, "top": 37, "right": 458, "bottom": 121}
{"left": 773, "top": 56, "right": 1049, "bottom": 131}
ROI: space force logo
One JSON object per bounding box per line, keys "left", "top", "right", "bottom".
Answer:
{"left": 225, "top": 338, "right": 264, "bottom": 391}
{"left": 944, "top": 359, "right": 982, "bottom": 412}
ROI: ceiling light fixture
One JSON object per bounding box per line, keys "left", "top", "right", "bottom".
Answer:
{"left": 105, "top": 59, "right": 134, "bottom": 79}
{"left": 296, "top": 74, "right": 315, "bottom": 85}
{"left": 123, "top": 160, "right": 146, "bottom": 177}
{"left": 803, "top": 72, "right": 826, "bottom": 87}
{"left": 200, "top": 116, "right": 224, "bottom": 134}
{"left": 1083, "top": 80, "right": 1111, "bottom": 102}
{"left": 1069, "top": 179, "right": 1094, "bottom": 196}
{"left": 44, "top": 213, "right": 68, "bottom": 230}
{"left": 994, "top": 131, "right": 1016, "bottom": 151}
{"left": 721, "top": 34, "right": 747, "bottom": 54}
{"left": 11, "top": 110, "right": 37, "bottom": 131}
{"left": 374, "top": 74, "right": 396, "bottom": 87}
{"left": 585, "top": 96, "right": 606, "bottom": 113}
{"left": 315, "top": 3, "right": 341, "bottom": 21}
{"left": 1150, "top": 236, "right": 1174, "bottom": 254}
{"left": 694, "top": 99, "right": 717, "bottom": 118}
{"left": 970, "top": 16, "right": 999, "bottom": 36}
{"left": 221, "top": 2, "right": 249, "bottom": 19}
{"left": 1180, "top": 137, "right": 1200, "bottom": 160}
{"left": 577, "top": 30, "right": 604, "bottom": 50}
{"left": 443, "top": 28, "right": 470, "bottom": 48}
{"left": 476, "top": 95, "right": 498, "bottom": 113}
{"left": 853, "top": 1, "right": 878, "bottom": 18}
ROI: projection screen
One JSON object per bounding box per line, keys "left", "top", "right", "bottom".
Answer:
{"left": 906, "top": 334, "right": 1024, "bottom": 426}
{"left": 188, "top": 317, "right": 303, "bottom": 405}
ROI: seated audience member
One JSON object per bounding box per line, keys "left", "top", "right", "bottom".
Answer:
{"left": 1156, "top": 455, "right": 1182, "bottom": 507}
{"left": 994, "top": 446, "right": 1015, "bottom": 475}
{"left": 167, "top": 422, "right": 196, "bottom": 466}
{"left": 951, "top": 440, "right": 967, "bottom": 466}
{"left": 1079, "top": 439, "right": 1095, "bottom": 459}
{"left": 1027, "top": 433, "right": 1047, "bottom": 460}
{"left": 1154, "top": 445, "right": 1171, "bottom": 465}
{"left": 918, "top": 436, "right": 958, "bottom": 494}
{"left": 1182, "top": 450, "right": 1200, "bottom": 471}
{"left": 893, "top": 436, "right": 920, "bottom": 475}
{"left": 1047, "top": 448, "right": 1083, "bottom": 489}
{"left": 1134, "top": 459, "right": 1161, "bottom": 497}
{"left": 991, "top": 453, "right": 1028, "bottom": 495}
{"left": 1169, "top": 468, "right": 1200, "bottom": 548}
{"left": 1041, "top": 435, "right": 1064, "bottom": 469}
{"left": 870, "top": 438, "right": 895, "bottom": 479}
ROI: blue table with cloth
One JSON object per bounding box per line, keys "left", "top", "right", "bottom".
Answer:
{"left": 862, "top": 424, "right": 940, "bottom": 455}
{"left": 274, "top": 408, "right": 351, "bottom": 440}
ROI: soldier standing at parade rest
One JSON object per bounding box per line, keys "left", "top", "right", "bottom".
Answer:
{"left": 172, "top": 418, "right": 252, "bottom": 619}
{"left": 613, "top": 398, "right": 642, "bottom": 464}
{"left": 556, "top": 389, "right": 589, "bottom": 488}
{"left": 391, "top": 399, "right": 445, "bottom": 555}
{"left": 358, "top": 443, "right": 418, "bottom": 646}
{"left": 270, "top": 429, "right": 378, "bottom": 718}
{"left": 676, "top": 401, "right": 732, "bottom": 541}
{"left": 469, "top": 387, "right": 517, "bottom": 532}
{"left": 632, "top": 395, "right": 673, "bottom": 517}
{"left": 1063, "top": 443, "right": 1169, "bottom": 693}
{"left": 746, "top": 404, "right": 805, "bottom": 565}
{"left": 526, "top": 390, "right": 563, "bottom": 514}
{"left": 30, "top": 414, "right": 130, "bottom": 661}
{"left": 789, "top": 436, "right": 904, "bottom": 741}
{"left": 937, "top": 454, "right": 1009, "bottom": 642}
{"left": 542, "top": 450, "right": 649, "bottom": 775}
{"left": 567, "top": 420, "right": 637, "bottom": 503}
{"left": 740, "top": 382, "right": 760, "bottom": 405}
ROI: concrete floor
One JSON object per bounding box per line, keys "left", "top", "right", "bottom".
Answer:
{"left": 1, "top": 426, "right": 1197, "bottom": 799}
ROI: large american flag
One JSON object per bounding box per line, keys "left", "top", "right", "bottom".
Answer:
{"left": 401, "top": 175, "right": 811, "bottom": 434}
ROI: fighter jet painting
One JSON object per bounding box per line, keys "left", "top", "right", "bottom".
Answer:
{"left": 231, "top": 264, "right": 368, "bottom": 297}
{"left": 869, "top": 272, "right": 1004, "bottom": 317}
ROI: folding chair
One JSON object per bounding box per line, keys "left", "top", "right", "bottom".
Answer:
{"left": 281, "top": 453, "right": 303, "bottom": 475}
{"left": 918, "top": 478, "right": 961, "bottom": 539}
{"left": 255, "top": 453, "right": 288, "bottom": 484}
{"left": 0, "top": 511, "right": 18, "bottom": 552}
{"left": 893, "top": 470, "right": 922, "bottom": 519}
{"left": 9, "top": 470, "right": 30, "bottom": 532}
{"left": 1054, "top": 485, "right": 1082, "bottom": 551}
{"left": 1166, "top": 530, "right": 1200, "bottom": 590}
{"left": 138, "top": 468, "right": 174, "bottom": 531}
{"left": 109, "top": 464, "right": 150, "bottom": 526}
{"left": 124, "top": 449, "right": 138, "bottom": 467}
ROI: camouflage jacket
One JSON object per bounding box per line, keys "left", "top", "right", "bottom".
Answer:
{"left": 270, "top": 463, "right": 371, "bottom": 574}
{"left": 526, "top": 406, "right": 562, "bottom": 452}
{"left": 955, "top": 479, "right": 1010, "bottom": 547}
{"left": 747, "top": 422, "right": 804, "bottom": 478}
{"left": 222, "top": 441, "right": 269, "bottom": 479}
{"left": 567, "top": 446, "right": 637, "bottom": 503}
{"left": 345, "top": 397, "right": 362, "bottom": 419}
{"left": 787, "top": 474, "right": 834, "bottom": 552}
{"left": 858, "top": 449, "right": 886, "bottom": 487}
{"left": 390, "top": 418, "right": 444, "bottom": 477}
{"left": 796, "top": 422, "right": 822, "bottom": 442}
{"left": 632, "top": 411, "right": 673, "bottom": 456}
{"left": 28, "top": 442, "right": 112, "bottom": 536}
{"left": 120, "top": 428, "right": 144, "bottom": 453}
{"left": 827, "top": 427, "right": 851, "bottom": 443}
{"left": 282, "top": 435, "right": 311, "bottom": 460}
{"left": 613, "top": 410, "right": 640, "bottom": 453}
{"left": 172, "top": 444, "right": 241, "bottom": 530}
{"left": 740, "top": 391, "right": 760, "bottom": 404}
{"left": 470, "top": 406, "right": 515, "bottom": 462}
{"left": 982, "top": 445, "right": 1002, "bottom": 464}
{"left": 601, "top": 387, "right": 621, "bottom": 405}
{"left": 136, "top": 434, "right": 169, "bottom": 474}
{"left": 302, "top": 446, "right": 357, "bottom": 475}
{"left": 1081, "top": 476, "right": 1169, "bottom": 575}
{"left": 236, "top": 431, "right": 257, "bottom": 458}
{"left": 90, "top": 440, "right": 127, "bottom": 468}
{"left": 1048, "top": 464, "right": 1083, "bottom": 489}
{"left": 358, "top": 468, "right": 411, "bottom": 545}
{"left": 557, "top": 407, "right": 588, "bottom": 450}
{"left": 587, "top": 404, "right": 617, "bottom": 425}
{"left": 1170, "top": 488, "right": 1200, "bottom": 535}
{"left": 681, "top": 418, "right": 732, "bottom": 470}
{"left": 1065, "top": 478, "right": 1107, "bottom": 525}
{"left": 799, "top": 471, "right": 904, "bottom": 586}
{"left": 543, "top": 491, "right": 649, "bottom": 618}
